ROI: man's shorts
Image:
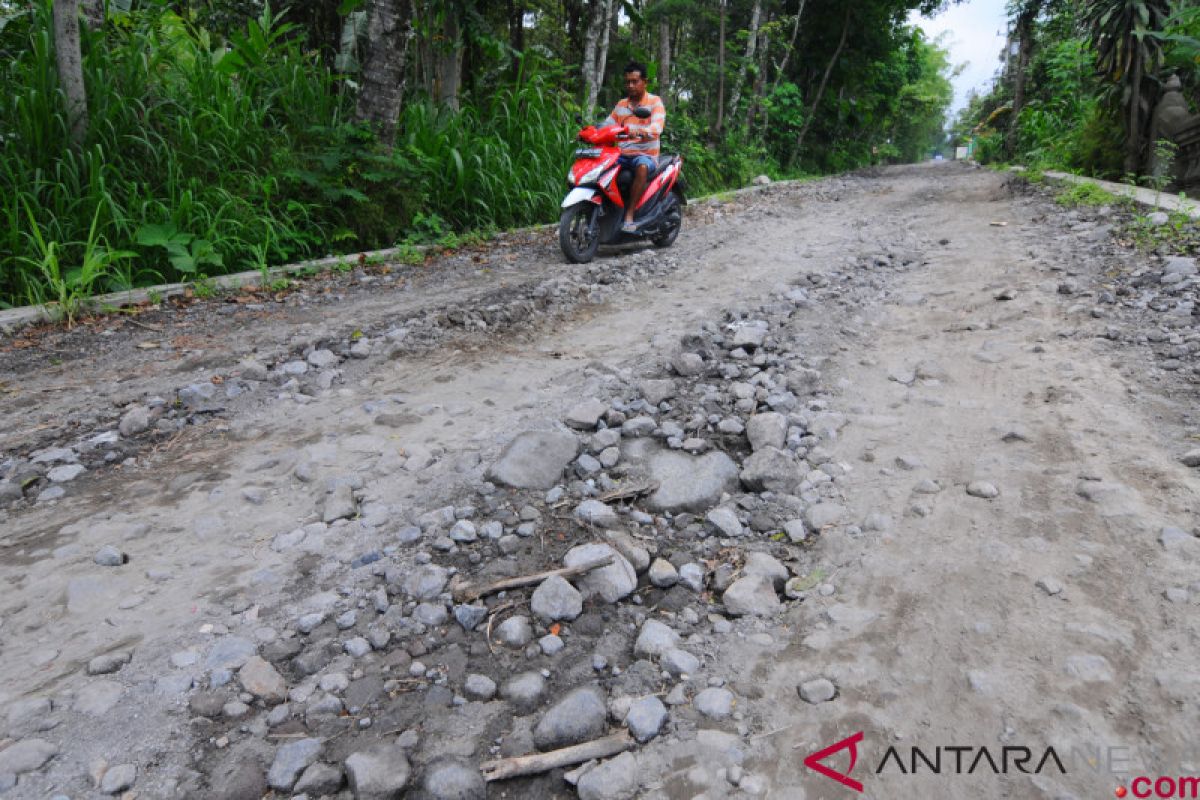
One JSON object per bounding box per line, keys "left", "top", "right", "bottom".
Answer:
{"left": 618, "top": 154, "right": 657, "bottom": 174}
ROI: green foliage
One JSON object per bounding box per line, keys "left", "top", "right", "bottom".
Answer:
{"left": 1055, "top": 181, "right": 1118, "bottom": 207}
{"left": 3, "top": 0, "right": 979, "bottom": 310}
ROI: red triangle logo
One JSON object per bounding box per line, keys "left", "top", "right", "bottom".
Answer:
{"left": 804, "top": 731, "right": 865, "bottom": 793}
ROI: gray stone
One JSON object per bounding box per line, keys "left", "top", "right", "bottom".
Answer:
{"left": 1036, "top": 577, "right": 1064, "bottom": 596}
{"left": 87, "top": 651, "right": 131, "bottom": 675}
{"left": 577, "top": 752, "right": 640, "bottom": 800}
{"left": 101, "top": 763, "right": 137, "bottom": 794}
{"left": 645, "top": 449, "right": 740, "bottom": 513}
{"left": 344, "top": 744, "right": 410, "bottom": 799}
{"left": 783, "top": 519, "right": 808, "bottom": 543}
{"left": 672, "top": 352, "right": 705, "bottom": 376}
{"left": 463, "top": 674, "right": 496, "bottom": 701}
{"left": 805, "top": 502, "right": 846, "bottom": 530}
{"left": 531, "top": 575, "right": 583, "bottom": 622}
{"left": 625, "top": 696, "right": 668, "bottom": 743}
{"left": 344, "top": 637, "right": 372, "bottom": 657}
{"left": 740, "top": 446, "right": 802, "bottom": 493}
{"left": 705, "top": 507, "right": 743, "bottom": 538}
{"left": 966, "top": 481, "right": 1000, "bottom": 499}
{"left": 566, "top": 400, "right": 609, "bottom": 430}
{"left": 324, "top": 485, "right": 358, "bottom": 523}
{"left": 206, "top": 636, "right": 258, "bottom": 670}
{"left": 47, "top": 463, "right": 85, "bottom": 483}
{"left": 267, "top": 738, "right": 323, "bottom": 791}
{"left": 694, "top": 687, "right": 734, "bottom": 719}
{"left": 1181, "top": 449, "right": 1200, "bottom": 468}
{"left": 488, "top": 431, "right": 580, "bottom": 489}
{"left": 661, "top": 648, "right": 700, "bottom": 677}
{"left": 574, "top": 499, "right": 620, "bottom": 528}
{"left": 534, "top": 686, "right": 607, "bottom": 750}
{"left": 539, "top": 634, "right": 565, "bottom": 655}
{"left": 564, "top": 544, "right": 636, "bottom": 603}
{"left": 448, "top": 520, "right": 477, "bottom": 543}
{"left": 1164, "top": 256, "right": 1198, "bottom": 275}
{"left": 454, "top": 604, "right": 487, "bottom": 632}
{"left": 678, "top": 563, "right": 705, "bottom": 592}
{"left": 239, "top": 656, "right": 287, "bottom": 702}
{"left": 746, "top": 413, "right": 788, "bottom": 452}
{"left": 723, "top": 575, "right": 781, "bottom": 617}
{"left": 622, "top": 416, "right": 657, "bottom": 437}
{"left": 118, "top": 406, "right": 152, "bottom": 437}
{"left": 295, "top": 762, "right": 344, "bottom": 795}
{"left": 495, "top": 616, "right": 533, "bottom": 648}
{"left": 634, "top": 619, "right": 679, "bottom": 658}
{"left": 307, "top": 349, "right": 339, "bottom": 368}
{"left": 799, "top": 678, "right": 836, "bottom": 704}
{"left": 730, "top": 322, "right": 768, "bottom": 350}
{"left": 640, "top": 380, "right": 676, "bottom": 406}
{"left": 422, "top": 758, "right": 486, "bottom": 800}
{"left": 648, "top": 559, "right": 678, "bottom": 588}
{"left": 0, "top": 739, "right": 57, "bottom": 775}
{"left": 500, "top": 671, "right": 546, "bottom": 713}
{"left": 743, "top": 552, "right": 788, "bottom": 590}
{"left": 92, "top": 545, "right": 126, "bottom": 566}
{"left": 403, "top": 564, "right": 449, "bottom": 600}
{"left": 602, "top": 531, "right": 650, "bottom": 573}
{"left": 179, "top": 382, "right": 218, "bottom": 409}
{"left": 576, "top": 453, "right": 603, "bottom": 476}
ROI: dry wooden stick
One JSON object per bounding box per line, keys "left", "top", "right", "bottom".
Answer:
{"left": 453, "top": 556, "right": 614, "bottom": 603}
{"left": 480, "top": 732, "right": 634, "bottom": 782}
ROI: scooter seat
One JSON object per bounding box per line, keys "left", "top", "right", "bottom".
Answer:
{"left": 616, "top": 154, "right": 676, "bottom": 189}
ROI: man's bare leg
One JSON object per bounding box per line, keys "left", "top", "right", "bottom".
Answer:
{"left": 625, "top": 164, "right": 649, "bottom": 227}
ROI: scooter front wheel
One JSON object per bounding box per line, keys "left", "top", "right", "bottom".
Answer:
{"left": 559, "top": 202, "right": 602, "bottom": 263}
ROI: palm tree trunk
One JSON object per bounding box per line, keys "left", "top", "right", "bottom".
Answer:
{"left": 658, "top": 18, "right": 671, "bottom": 99}
{"left": 582, "top": 0, "right": 609, "bottom": 115}
{"left": 355, "top": 0, "right": 413, "bottom": 146}
{"left": 52, "top": 0, "right": 88, "bottom": 147}
{"left": 715, "top": 0, "right": 726, "bottom": 137}
{"left": 1126, "top": 49, "right": 1143, "bottom": 175}
{"left": 435, "top": 10, "right": 461, "bottom": 110}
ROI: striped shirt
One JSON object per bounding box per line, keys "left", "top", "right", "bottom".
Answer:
{"left": 604, "top": 93, "right": 666, "bottom": 157}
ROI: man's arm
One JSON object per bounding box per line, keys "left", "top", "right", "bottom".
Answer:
{"left": 630, "top": 97, "right": 665, "bottom": 140}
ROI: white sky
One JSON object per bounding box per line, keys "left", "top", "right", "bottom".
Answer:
{"left": 910, "top": 0, "right": 1011, "bottom": 118}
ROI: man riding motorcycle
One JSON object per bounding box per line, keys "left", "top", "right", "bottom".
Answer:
{"left": 602, "top": 61, "right": 666, "bottom": 233}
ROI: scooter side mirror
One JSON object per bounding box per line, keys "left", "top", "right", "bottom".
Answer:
{"left": 632, "top": 106, "right": 652, "bottom": 119}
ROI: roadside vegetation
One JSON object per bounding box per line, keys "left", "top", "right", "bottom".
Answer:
{"left": 1, "top": 0, "right": 956, "bottom": 313}
{"left": 953, "top": 0, "right": 1199, "bottom": 181}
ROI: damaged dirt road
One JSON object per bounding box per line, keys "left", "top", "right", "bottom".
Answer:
{"left": 2, "top": 164, "right": 1200, "bottom": 800}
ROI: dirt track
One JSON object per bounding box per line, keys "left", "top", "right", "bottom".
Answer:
{"left": 2, "top": 163, "right": 1199, "bottom": 800}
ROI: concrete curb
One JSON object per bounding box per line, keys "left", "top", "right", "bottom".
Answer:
{"left": 0, "top": 178, "right": 794, "bottom": 335}
{"left": 1041, "top": 170, "right": 1200, "bottom": 219}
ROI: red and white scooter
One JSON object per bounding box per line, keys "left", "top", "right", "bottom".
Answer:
{"left": 558, "top": 107, "right": 686, "bottom": 263}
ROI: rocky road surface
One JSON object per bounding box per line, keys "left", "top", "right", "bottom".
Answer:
{"left": 2, "top": 163, "right": 1200, "bottom": 800}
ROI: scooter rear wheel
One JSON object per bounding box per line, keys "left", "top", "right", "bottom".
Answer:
{"left": 651, "top": 191, "right": 683, "bottom": 249}
{"left": 559, "top": 203, "right": 602, "bottom": 263}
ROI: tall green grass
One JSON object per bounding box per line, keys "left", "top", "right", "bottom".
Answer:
{"left": 1, "top": 0, "right": 779, "bottom": 310}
